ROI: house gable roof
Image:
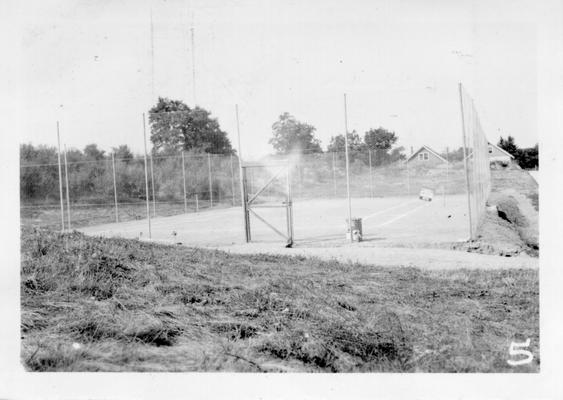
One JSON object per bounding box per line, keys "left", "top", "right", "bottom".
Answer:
{"left": 464, "top": 142, "right": 516, "bottom": 160}
{"left": 488, "top": 142, "right": 515, "bottom": 159}
{"left": 406, "top": 145, "right": 448, "bottom": 163}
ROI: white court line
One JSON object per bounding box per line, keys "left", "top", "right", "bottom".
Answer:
{"left": 372, "top": 202, "right": 430, "bottom": 228}
{"left": 362, "top": 199, "right": 419, "bottom": 221}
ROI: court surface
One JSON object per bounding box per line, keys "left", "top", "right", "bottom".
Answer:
{"left": 80, "top": 194, "right": 470, "bottom": 249}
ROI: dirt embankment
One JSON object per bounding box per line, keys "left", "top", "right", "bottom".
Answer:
{"left": 457, "top": 169, "right": 539, "bottom": 257}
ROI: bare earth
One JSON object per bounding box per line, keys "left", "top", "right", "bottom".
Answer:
{"left": 214, "top": 243, "right": 537, "bottom": 270}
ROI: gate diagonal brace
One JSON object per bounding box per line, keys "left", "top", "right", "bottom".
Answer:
{"left": 242, "top": 161, "right": 293, "bottom": 248}
{"left": 247, "top": 167, "right": 285, "bottom": 206}
{"left": 248, "top": 208, "right": 291, "bottom": 242}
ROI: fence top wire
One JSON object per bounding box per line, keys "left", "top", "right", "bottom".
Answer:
{"left": 20, "top": 152, "right": 241, "bottom": 168}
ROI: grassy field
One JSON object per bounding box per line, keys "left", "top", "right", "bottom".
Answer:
{"left": 20, "top": 200, "right": 228, "bottom": 231}
{"left": 21, "top": 227, "right": 539, "bottom": 372}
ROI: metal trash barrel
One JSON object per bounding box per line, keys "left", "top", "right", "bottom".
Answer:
{"left": 346, "top": 217, "right": 363, "bottom": 242}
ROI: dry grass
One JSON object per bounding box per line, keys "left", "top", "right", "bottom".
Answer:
{"left": 20, "top": 201, "right": 232, "bottom": 231}
{"left": 21, "top": 227, "right": 539, "bottom": 372}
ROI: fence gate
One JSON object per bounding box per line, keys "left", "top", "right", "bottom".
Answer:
{"left": 241, "top": 160, "right": 294, "bottom": 247}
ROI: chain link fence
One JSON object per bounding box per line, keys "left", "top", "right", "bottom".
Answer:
{"left": 20, "top": 152, "right": 242, "bottom": 230}
{"left": 21, "top": 147, "right": 470, "bottom": 231}
{"left": 20, "top": 86, "right": 491, "bottom": 241}
{"left": 459, "top": 84, "right": 492, "bottom": 239}
{"left": 256, "top": 150, "right": 467, "bottom": 202}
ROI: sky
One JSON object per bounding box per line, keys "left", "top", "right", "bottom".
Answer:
{"left": 19, "top": 0, "right": 545, "bottom": 159}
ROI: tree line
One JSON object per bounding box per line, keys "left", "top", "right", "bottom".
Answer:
{"left": 268, "top": 112, "right": 405, "bottom": 166}
{"left": 21, "top": 97, "right": 538, "bottom": 205}
{"left": 150, "top": 98, "right": 406, "bottom": 164}
{"left": 497, "top": 136, "right": 539, "bottom": 169}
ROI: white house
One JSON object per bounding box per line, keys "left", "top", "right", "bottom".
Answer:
{"left": 487, "top": 142, "right": 515, "bottom": 163}
{"left": 406, "top": 145, "right": 449, "bottom": 167}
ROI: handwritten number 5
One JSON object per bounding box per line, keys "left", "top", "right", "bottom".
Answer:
{"left": 507, "top": 339, "right": 533, "bottom": 366}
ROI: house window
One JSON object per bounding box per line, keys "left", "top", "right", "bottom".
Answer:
{"left": 418, "top": 152, "right": 429, "bottom": 161}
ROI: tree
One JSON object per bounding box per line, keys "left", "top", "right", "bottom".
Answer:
{"left": 389, "top": 146, "right": 406, "bottom": 162}
{"left": 20, "top": 143, "right": 58, "bottom": 164}
{"left": 498, "top": 136, "right": 519, "bottom": 157}
{"left": 20, "top": 144, "right": 59, "bottom": 201}
{"left": 64, "top": 148, "right": 85, "bottom": 164}
{"left": 149, "top": 97, "right": 234, "bottom": 154}
{"left": 327, "top": 131, "right": 364, "bottom": 153}
{"left": 326, "top": 131, "right": 366, "bottom": 164}
{"left": 515, "top": 144, "right": 538, "bottom": 169}
{"left": 364, "top": 128, "right": 398, "bottom": 166}
{"left": 364, "top": 128, "right": 398, "bottom": 151}
{"left": 83, "top": 144, "right": 106, "bottom": 160}
{"left": 112, "top": 145, "right": 134, "bottom": 161}
{"left": 269, "top": 112, "right": 322, "bottom": 154}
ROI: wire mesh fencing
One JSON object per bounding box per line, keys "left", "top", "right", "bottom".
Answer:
{"left": 21, "top": 146, "right": 471, "bottom": 231}
{"left": 256, "top": 150, "right": 467, "bottom": 202}
{"left": 459, "top": 83, "right": 492, "bottom": 239}
{"left": 20, "top": 152, "right": 243, "bottom": 230}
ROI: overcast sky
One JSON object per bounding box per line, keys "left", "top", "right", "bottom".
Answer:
{"left": 19, "top": 0, "right": 545, "bottom": 159}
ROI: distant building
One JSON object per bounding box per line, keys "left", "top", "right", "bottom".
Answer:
{"left": 463, "top": 142, "right": 515, "bottom": 165}
{"left": 487, "top": 142, "right": 515, "bottom": 163}
{"left": 405, "top": 145, "right": 449, "bottom": 167}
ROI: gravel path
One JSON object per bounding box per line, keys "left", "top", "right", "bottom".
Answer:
{"left": 212, "top": 242, "right": 538, "bottom": 270}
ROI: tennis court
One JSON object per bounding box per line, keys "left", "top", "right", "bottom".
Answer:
{"left": 80, "top": 194, "right": 469, "bottom": 249}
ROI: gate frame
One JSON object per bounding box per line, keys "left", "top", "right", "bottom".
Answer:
{"left": 241, "top": 160, "right": 294, "bottom": 247}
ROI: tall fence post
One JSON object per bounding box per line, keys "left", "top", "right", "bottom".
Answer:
{"left": 235, "top": 104, "right": 250, "bottom": 242}
{"left": 459, "top": 83, "right": 474, "bottom": 239}
{"left": 230, "top": 153, "right": 236, "bottom": 206}
{"left": 207, "top": 153, "right": 213, "bottom": 208}
{"left": 195, "top": 193, "right": 199, "bottom": 212}
{"left": 406, "top": 159, "right": 410, "bottom": 196}
{"left": 150, "top": 153, "right": 156, "bottom": 217}
{"left": 343, "top": 93, "right": 353, "bottom": 242}
{"left": 63, "top": 144, "right": 71, "bottom": 230}
{"left": 368, "top": 149, "right": 374, "bottom": 198}
{"left": 181, "top": 151, "right": 188, "bottom": 213}
{"left": 142, "top": 113, "right": 152, "bottom": 239}
{"left": 444, "top": 147, "right": 449, "bottom": 207}
{"left": 112, "top": 152, "right": 119, "bottom": 222}
{"left": 56, "top": 122, "right": 65, "bottom": 231}
{"left": 332, "top": 152, "right": 337, "bottom": 197}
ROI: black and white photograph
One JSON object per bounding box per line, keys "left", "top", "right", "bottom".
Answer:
{"left": 2, "top": 0, "right": 563, "bottom": 398}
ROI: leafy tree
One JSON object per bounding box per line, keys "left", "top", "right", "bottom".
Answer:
{"left": 112, "top": 145, "right": 134, "bottom": 161}
{"left": 364, "top": 128, "right": 399, "bottom": 166}
{"left": 20, "top": 143, "right": 58, "bottom": 164}
{"left": 269, "top": 112, "right": 322, "bottom": 154}
{"left": 20, "top": 144, "right": 59, "bottom": 201}
{"left": 83, "top": 144, "right": 106, "bottom": 161}
{"left": 149, "top": 97, "right": 233, "bottom": 154}
{"left": 515, "top": 144, "right": 538, "bottom": 169}
{"left": 364, "top": 128, "right": 398, "bottom": 151}
{"left": 326, "top": 131, "right": 367, "bottom": 164}
{"left": 389, "top": 146, "right": 406, "bottom": 162}
{"left": 64, "top": 148, "right": 85, "bottom": 164}
{"left": 326, "top": 131, "right": 364, "bottom": 153}
{"left": 498, "top": 136, "right": 519, "bottom": 157}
